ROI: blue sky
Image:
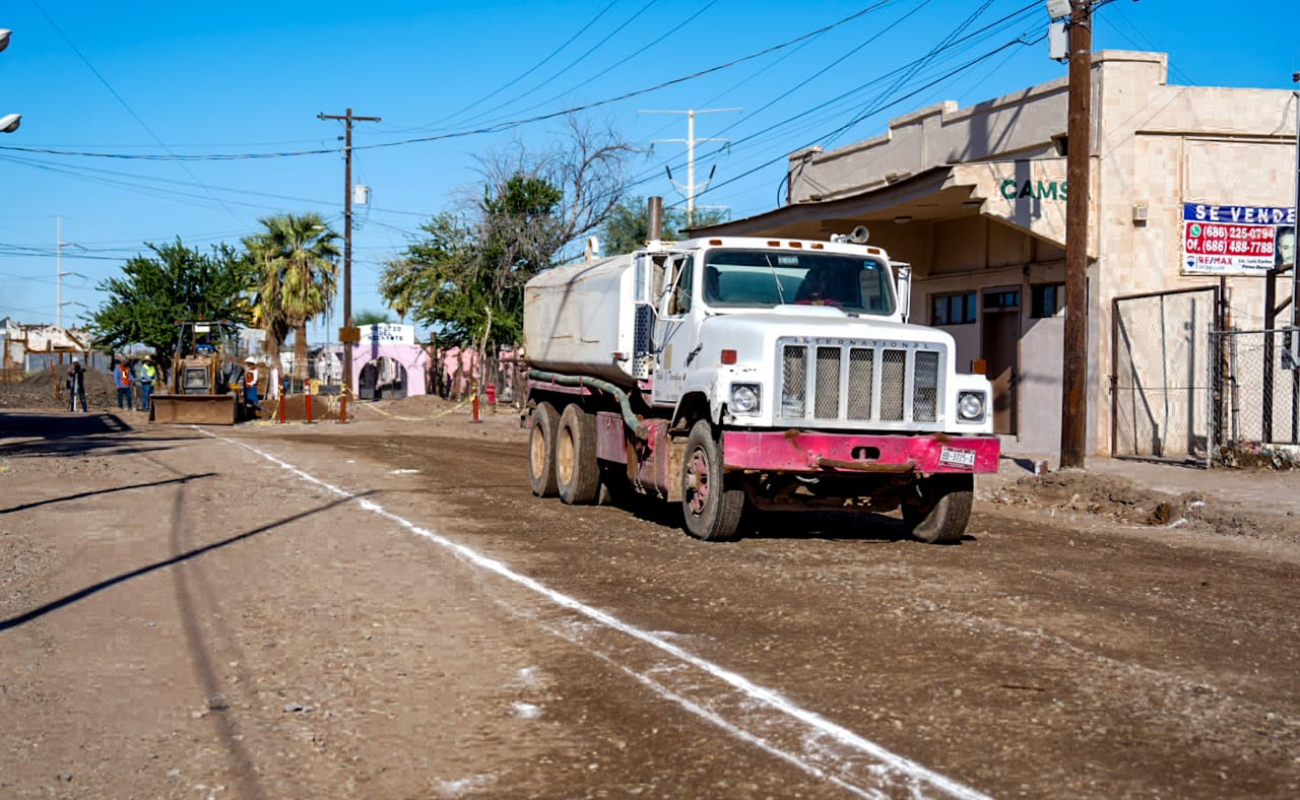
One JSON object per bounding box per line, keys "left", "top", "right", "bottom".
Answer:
{"left": 1, "top": 0, "right": 1295, "bottom": 342}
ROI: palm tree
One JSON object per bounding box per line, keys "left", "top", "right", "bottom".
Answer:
{"left": 243, "top": 213, "right": 340, "bottom": 386}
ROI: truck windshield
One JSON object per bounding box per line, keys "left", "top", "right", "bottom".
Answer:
{"left": 701, "top": 250, "right": 895, "bottom": 316}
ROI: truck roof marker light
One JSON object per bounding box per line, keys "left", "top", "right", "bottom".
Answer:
{"left": 767, "top": 240, "right": 780, "bottom": 247}
{"left": 721, "top": 349, "right": 737, "bottom": 365}
{"left": 811, "top": 243, "right": 824, "bottom": 250}
{"left": 789, "top": 241, "right": 802, "bottom": 248}
{"left": 709, "top": 239, "right": 723, "bottom": 245}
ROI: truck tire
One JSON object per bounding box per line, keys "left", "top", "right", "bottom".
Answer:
{"left": 903, "top": 473, "right": 974, "bottom": 544}
{"left": 557, "top": 404, "right": 600, "bottom": 505}
{"left": 681, "top": 420, "right": 745, "bottom": 542}
{"left": 528, "top": 402, "right": 560, "bottom": 497}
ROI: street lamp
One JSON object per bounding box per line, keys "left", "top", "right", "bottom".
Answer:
{"left": 1, "top": 29, "right": 19, "bottom": 133}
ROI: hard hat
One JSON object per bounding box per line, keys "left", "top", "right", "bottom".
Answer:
{"left": 245, "top": 357, "right": 256, "bottom": 364}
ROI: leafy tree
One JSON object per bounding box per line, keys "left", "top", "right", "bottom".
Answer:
{"left": 381, "top": 117, "right": 635, "bottom": 360}
{"left": 353, "top": 309, "right": 394, "bottom": 325}
{"left": 88, "top": 239, "right": 253, "bottom": 370}
{"left": 243, "top": 213, "right": 340, "bottom": 381}
{"left": 599, "top": 195, "right": 728, "bottom": 255}
{"left": 380, "top": 212, "right": 485, "bottom": 349}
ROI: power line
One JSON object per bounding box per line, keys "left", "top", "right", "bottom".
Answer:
{"left": 29, "top": 0, "right": 246, "bottom": 225}
{"left": 619, "top": 1, "right": 1042, "bottom": 200}
{"left": 676, "top": 34, "right": 1044, "bottom": 211}
{"left": 0, "top": 3, "right": 898, "bottom": 162}
{"left": 463, "top": 0, "right": 724, "bottom": 129}
{"left": 455, "top": 0, "right": 664, "bottom": 128}
{"left": 823, "top": 0, "right": 995, "bottom": 149}
{"left": 391, "top": 0, "right": 626, "bottom": 133}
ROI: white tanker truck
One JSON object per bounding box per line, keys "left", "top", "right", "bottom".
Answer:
{"left": 521, "top": 231, "right": 1000, "bottom": 543}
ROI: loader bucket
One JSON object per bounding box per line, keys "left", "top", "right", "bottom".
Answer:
{"left": 149, "top": 393, "right": 239, "bottom": 425}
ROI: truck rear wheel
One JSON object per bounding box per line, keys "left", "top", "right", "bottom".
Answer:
{"left": 528, "top": 402, "right": 561, "bottom": 497}
{"left": 903, "top": 474, "right": 974, "bottom": 544}
{"left": 556, "top": 404, "right": 600, "bottom": 505}
{"left": 681, "top": 420, "right": 745, "bottom": 542}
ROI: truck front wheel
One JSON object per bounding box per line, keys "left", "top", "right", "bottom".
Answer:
{"left": 556, "top": 404, "right": 600, "bottom": 505}
{"left": 681, "top": 420, "right": 745, "bottom": 542}
{"left": 903, "top": 473, "right": 974, "bottom": 544}
{"left": 528, "top": 402, "right": 560, "bottom": 497}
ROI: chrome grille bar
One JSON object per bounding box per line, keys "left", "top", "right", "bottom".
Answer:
{"left": 777, "top": 338, "right": 945, "bottom": 427}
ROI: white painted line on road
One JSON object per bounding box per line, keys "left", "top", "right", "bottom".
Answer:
{"left": 201, "top": 429, "right": 996, "bottom": 800}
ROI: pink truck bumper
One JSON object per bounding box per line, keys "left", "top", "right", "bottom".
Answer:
{"left": 722, "top": 430, "right": 1000, "bottom": 474}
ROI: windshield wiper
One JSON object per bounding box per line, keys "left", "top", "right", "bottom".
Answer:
{"left": 764, "top": 254, "right": 787, "bottom": 305}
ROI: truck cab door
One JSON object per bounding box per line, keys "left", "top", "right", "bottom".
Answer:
{"left": 651, "top": 253, "right": 697, "bottom": 407}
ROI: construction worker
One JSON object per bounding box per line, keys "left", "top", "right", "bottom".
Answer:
{"left": 244, "top": 357, "right": 260, "bottom": 412}
{"left": 114, "top": 358, "right": 132, "bottom": 410}
{"left": 138, "top": 355, "right": 157, "bottom": 411}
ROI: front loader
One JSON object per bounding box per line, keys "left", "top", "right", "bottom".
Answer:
{"left": 150, "top": 320, "right": 246, "bottom": 425}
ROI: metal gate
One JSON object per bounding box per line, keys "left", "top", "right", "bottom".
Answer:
{"left": 1111, "top": 287, "right": 1218, "bottom": 460}
{"left": 1209, "top": 328, "right": 1300, "bottom": 461}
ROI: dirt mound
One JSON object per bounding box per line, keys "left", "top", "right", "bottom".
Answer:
{"left": 0, "top": 368, "right": 118, "bottom": 410}
{"left": 986, "top": 469, "right": 1300, "bottom": 541}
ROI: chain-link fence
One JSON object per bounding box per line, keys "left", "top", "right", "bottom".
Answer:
{"left": 1111, "top": 288, "right": 1218, "bottom": 460}
{"left": 1209, "top": 328, "right": 1300, "bottom": 463}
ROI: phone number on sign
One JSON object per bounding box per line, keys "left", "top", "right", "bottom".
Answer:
{"left": 1186, "top": 223, "right": 1275, "bottom": 255}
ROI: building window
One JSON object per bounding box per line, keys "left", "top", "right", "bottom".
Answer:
{"left": 931, "top": 292, "right": 977, "bottom": 325}
{"left": 983, "top": 289, "right": 1020, "bottom": 311}
{"left": 1031, "top": 283, "right": 1065, "bottom": 318}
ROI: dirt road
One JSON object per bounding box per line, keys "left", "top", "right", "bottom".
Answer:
{"left": 2, "top": 406, "right": 1297, "bottom": 799}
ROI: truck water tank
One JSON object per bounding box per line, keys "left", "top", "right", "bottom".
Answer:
{"left": 523, "top": 253, "right": 639, "bottom": 387}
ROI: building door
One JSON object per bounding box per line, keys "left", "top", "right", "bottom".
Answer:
{"left": 981, "top": 288, "right": 1021, "bottom": 435}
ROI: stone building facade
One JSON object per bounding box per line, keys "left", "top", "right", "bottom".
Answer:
{"left": 696, "top": 51, "right": 1297, "bottom": 456}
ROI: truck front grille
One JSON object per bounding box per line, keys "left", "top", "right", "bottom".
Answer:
{"left": 777, "top": 338, "right": 944, "bottom": 426}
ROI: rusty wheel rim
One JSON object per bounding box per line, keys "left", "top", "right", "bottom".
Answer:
{"left": 686, "top": 449, "right": 710, "bottom": 515}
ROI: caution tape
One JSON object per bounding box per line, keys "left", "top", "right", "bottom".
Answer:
{"left": 354, "top": 397, "right": 474, "bottom": 422}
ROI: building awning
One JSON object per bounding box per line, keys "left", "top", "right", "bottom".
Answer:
{"left": 693, "top": 157, "right": 1086, "bottom": 255}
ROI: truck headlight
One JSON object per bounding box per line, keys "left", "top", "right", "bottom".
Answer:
{"left": 957, "top": 391, "right": 986, "bottom": 422}
{"left": 730, "top": 383, "right": 761, "bottom": 414}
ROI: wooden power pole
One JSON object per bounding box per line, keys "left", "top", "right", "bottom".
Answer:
{"left": 1059, "top": 2, "right": 1093, "bottom": 469}
{"left": 318, "top": 107, "right": 381, "bottom": 397}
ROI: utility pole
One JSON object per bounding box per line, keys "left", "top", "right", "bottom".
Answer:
{"left": 318, "top": 107, "right": 381, "bottom": 397}
{"left": 1059, "top": 1, "right": 1093, "bottom": 469}
{"left": 55, "top": 216, "right": 83, "bottom": 329}
{"left": 640, "top": 108, "right": 740, "bottom": 227}
{"left": 57, "top": 215, "right": 63, "bottom": 328}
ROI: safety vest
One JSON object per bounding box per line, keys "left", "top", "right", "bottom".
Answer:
{"left": 142, "top": 363, "right": 156, "bottom": 383}
{"left": 117, "top": 364, "right": 131, "bottom": 386}
{"left": 245, "top": 367, "right": 258, "bottom": 388}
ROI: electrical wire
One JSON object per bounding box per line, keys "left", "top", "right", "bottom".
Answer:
{"left": 617, "top": 0, "right": 1043, "bottom": 201}
{"left": 0, "top": 3, "right": 902, "bottom": 162}
{"left": 673, "top": 33, "right": 1046, "bottom": 211}
{"left": 450, "top": 0, "right": 663, "bottom": 129}
{"left": 823, "top": 0, "right": 995, "bottom": 149}
{"left": 461, "top": 0, "right": 726, "bottom": 128}
{"left": 29, "top": 0, "right": 246, "bottom": 225}
{"left": 391, "top": 0, "right": 626, "bottom": 133}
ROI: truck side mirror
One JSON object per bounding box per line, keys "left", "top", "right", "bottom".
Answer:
{"left": 893, "top": 262, "right": 912, "bottom": 323}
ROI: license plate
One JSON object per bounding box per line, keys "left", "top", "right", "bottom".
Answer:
{"left": 939, "top": 446, "right": 976, "bottom": 469}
